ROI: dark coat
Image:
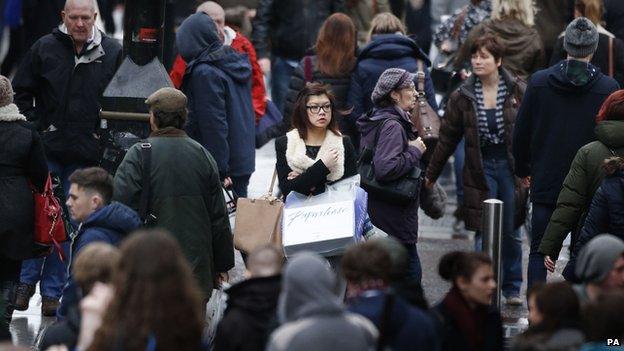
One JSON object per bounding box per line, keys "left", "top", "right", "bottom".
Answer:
{"left": 0, "top": 117, "right": 48, "bottom": 260}
{"left": 214, "top": 275, "right": 281, "bottom": 351}
{"left": 21, "top": 0, "right": 65, "bottom": 49}
{"left": 251, "top": 0, "right": 345, "bottom": 60}
{"left": 283, "top": 55, "right": 356, "bottom": 142}
{"left": 347, "top": 291, "right": 439, "bottom": 351}
{"left": 357, "top": 106, "right": 423, "bottom": 244}
{"left": 539, "top": 120, "right": 624, "bottom": 259}
{"left": 348, "top": 34, "right": 438, "bottom": 136}
{"left": 550, "top": 31, "right": 624, "bottom": 87}
{"left": 275, "top": 134, "right": 358, "bottom": 198}
{"left": 605, "top": 0, "right": 624, "bottom": 41}
{"left": 565, "top": 170, "right": 624, "bottom": 277}
{"left": 426, "top": 70, "right": 526, "bottom": 231}
{"left": 456, "top": 18, "right": 545, "bottom": 79}
{"left": 12, "top": 27, "right": 122, "bottom": 166}
{"left": 113, "top": 128, "right": 234, "bottom": 296}
{"left": 178, "top": 13, "right": 255, "bottom": 179}
{"left": 513, "top": 60, "right": 619, "bottom": 205}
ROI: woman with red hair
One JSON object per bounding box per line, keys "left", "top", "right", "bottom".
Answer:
{"left": 538, "top": 89, "right": 624, "bottom": 279}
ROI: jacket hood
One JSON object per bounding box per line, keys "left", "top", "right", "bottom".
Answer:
{"left": 547, "top": 59, "right": 603, "bottom": 93}
{"left": 225, "top": 275, "right": 281, "bottom": 313}
{"left": 596, "top": 120, "right": 624, "bottom": 149}
{"left": 357, "top": 106, "right": 411, "bottom": 140}
{"left": 176, "top": 13, "right": 222, "bottom": 62}
{"left": 359, "top": 34, "right": 431, "bottom": 66}
{"left": 277, "top": 253, "right": 343, "bottom": 323}
{"left": 82, "top": 202, "right": 142, "bottom": 235}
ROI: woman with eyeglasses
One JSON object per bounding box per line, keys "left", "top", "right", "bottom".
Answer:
{"left": 275, "top": 82, "right": 357, "bottom": 199}
{"left": 357, "top": 68, "right": 427, "bottom": 283}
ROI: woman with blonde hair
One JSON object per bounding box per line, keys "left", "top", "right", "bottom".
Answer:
{"left": 550, "top": 0, "right": 624, "bottom": 86}
{"left": 455, "top": 0, "right": 545, "bottom": 78}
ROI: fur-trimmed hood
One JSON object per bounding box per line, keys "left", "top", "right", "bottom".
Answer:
{"left": 285, "top": 129, "right": 344, "bottom": 181}
{"left": 0, "top": 103, "right": 27, "bottom": 122}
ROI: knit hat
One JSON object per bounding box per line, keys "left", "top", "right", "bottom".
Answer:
{"left": 0, "top": 75, "right": 14, "bottom": 108}
{"left": 575, "top": 234, "right": 624, "bottom": 284}
{"left": 564, "top": 17, "right": 599, "bottom": 58}
{"left": 145, "top": 87, "right": 187, "bottom": 113}
{"left": 371, "top": 68, "right": 415, "bottom": 104}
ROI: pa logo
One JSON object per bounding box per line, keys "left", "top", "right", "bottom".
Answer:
{"left": 607, "top": 338, "right": 621, "bottom": 346}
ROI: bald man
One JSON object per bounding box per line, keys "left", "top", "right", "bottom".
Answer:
{"left": 11, "top": 0, "right": 122, "bottom": 317}
{"left": 170, "top": 2, "right": 267, "bottom": 120}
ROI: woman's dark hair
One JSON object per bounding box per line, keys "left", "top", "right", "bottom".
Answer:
{"left": 152, "top": 109, "right": 187, "bottom": 130}
{"left": 470, "top": 34, "right": 505, "bottom": 62}
{"left": 342, "top": 241, "right": 393, "bottom": 284}
{"left": 88, "top": 230, "right": 204, "bottom": 351}
{"left": 596, "top": 90, "right": 624, "bottom": 123}
{"left": 438, "top": 251, "right": 492, "bottom": 285}
{"left": 583, "top": 291, "right": 624, "bottom": 341}
{"left": 291, "top": 82, "right": 343, "bottom": 140}
{"left": 526, "top": 282, "right": 580, "bottom": 335}
{"left": 316, "top": 13, "right": 357, "bottom": 76}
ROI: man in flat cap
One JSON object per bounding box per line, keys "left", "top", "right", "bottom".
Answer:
{"left": 113, "top": 87, "right": 234, "bottom": 297}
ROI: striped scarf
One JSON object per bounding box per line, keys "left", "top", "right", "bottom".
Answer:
{"left": 474, "top": 76, "right": 507, "bottom": 145}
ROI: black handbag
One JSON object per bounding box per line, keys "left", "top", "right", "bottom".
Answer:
{"left": 358, "top": 119, "right": 423, "bottom": 205}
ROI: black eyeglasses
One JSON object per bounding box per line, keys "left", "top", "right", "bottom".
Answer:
{"left": 306, "top": 104, "right": 332, "bottom": 114}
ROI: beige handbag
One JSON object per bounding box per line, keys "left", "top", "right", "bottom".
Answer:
{"left": 233, "top": 170, "right": 283, "bottom": 253}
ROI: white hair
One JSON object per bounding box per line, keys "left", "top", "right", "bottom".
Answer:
{"left": 491, "top": 0, "right": 536, "bottom": 27}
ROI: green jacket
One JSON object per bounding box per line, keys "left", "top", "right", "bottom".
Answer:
{"left": 538, "top": 120, "right": 624, "bottom": 259}
{"left": 113, "top": 128, "right": 234, "bottom": 295}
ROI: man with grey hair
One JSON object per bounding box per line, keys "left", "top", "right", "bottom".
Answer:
{"left": 513, "top": 17, "right": 619, "bottom": 294}
{"left": 11, "top": 0, "right": 122, "bottom": 316}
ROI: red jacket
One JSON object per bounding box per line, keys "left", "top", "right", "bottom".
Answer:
{"left": 170, "top": 31, "right": 267, "bottom": 121}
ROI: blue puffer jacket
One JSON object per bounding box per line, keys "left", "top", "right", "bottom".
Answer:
{"left": 564, "top": 168, "right": 624, "bottom": 280}
{"left": 347, "top": 34, "right": 438, "bottom": 130}
{"left": 59, "top": 202, "right": 141, "bottom": 317}
{"left": 178, "top": 13, "right": 256, "bottom": 178}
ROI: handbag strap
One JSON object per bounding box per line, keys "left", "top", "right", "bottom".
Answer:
{"left": 609, "top": 36, "right": 614, "bottom": 77}
{"left": 416, "top": 60, "right": 426, "bottom": 95}
{"left": 304, "top": 56, "right": 313, "bottom": 83}
{"left": 139, "top": 142, "right": 152, "bottom": 222}
{"left": 267, "top": 168, "right": 278, "bottom": 196}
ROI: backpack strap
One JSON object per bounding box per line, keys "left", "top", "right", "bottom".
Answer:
{"left": 139, "top": 142, "right": 152, "bottom": 222}
{"left": 303, "top": 56, "right": 313, "bottom": 83}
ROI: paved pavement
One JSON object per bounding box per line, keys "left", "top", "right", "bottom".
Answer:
{"left": 10, "top": 140, "right": 571, "bottom": 348}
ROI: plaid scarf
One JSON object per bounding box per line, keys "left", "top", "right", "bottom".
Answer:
{"left": 474, "top": 76, "right": 507, "bottom": 146}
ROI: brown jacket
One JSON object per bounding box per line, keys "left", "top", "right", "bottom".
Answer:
{"left": 426, "top": 69, "right": 526, "bottom": 231}
{"left": 455, "top": 18, "right": 545, "bottom": 79}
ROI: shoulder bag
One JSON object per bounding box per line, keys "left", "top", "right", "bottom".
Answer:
{"left": 411, "top": 60, "right": 441, "bottom": 158}
{"left": 33, "top": 174, "right": 67, "bottom": 261}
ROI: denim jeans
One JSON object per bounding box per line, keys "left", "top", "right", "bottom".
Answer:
{"left": 271, "top": 56, "right": 297, "bottom": 114}
{"left": 478, "top": 157, "right": 523, "bottom": 297}
{"left": 453, "top": 138, "right": 465, "bottom": 204}
{"left": 403, "top": 243, "right": 422, "bottom": 284}
{"left": 527, "top": 203, "right": 556, "bottom": 293}
{"left": 18, "top": 158, "right": 79, "bottom": 298}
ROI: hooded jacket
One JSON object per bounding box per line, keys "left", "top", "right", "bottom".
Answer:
{"left": 214, "top": 275, "right": 282, "bottom": 351}
{"left": 12, "top": 25, "right": 122, "bottom": 166}
{"left": 455, "top": 18, "right": 545, "bottom": 78}
{"left": 513, "top": 60, "right": 619, "bottom": 204}
{"left": 266, "top": 253, "right": 377, "bottom": 351}
{"left": 348, "top": 34, "right": 437, "bottom": 148}
{"left": 178, "top": 13, "right": 255, "bottom": 178}
{"left": 539, "top": 120, "right": 624, "bottom": 259}
{"left": 358, "top": 106, "right": 422, "bottom": 243}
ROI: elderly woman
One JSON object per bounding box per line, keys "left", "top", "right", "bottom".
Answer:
{"left": 425, "top": 34, "right": 526, "bottom": 305}
{"left": 358, "top": 68, "right": 427, "bottom": 283}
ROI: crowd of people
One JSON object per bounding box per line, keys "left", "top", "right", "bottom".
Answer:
{"left": 1, "top": 0, "right": 624, "bottom": 350}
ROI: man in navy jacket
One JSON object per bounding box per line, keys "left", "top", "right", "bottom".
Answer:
{"left": 177, "top": 13, "right": 255, "bottom": 197}
{"left": 513, "top": 17, "right": 619, "bottom": 293}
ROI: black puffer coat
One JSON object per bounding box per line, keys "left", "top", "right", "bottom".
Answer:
{"left": 283, "top": 55, "right": 355, "bottom": 142}
{"left": 0, "top": 112, "right": 48, "bottom": 260}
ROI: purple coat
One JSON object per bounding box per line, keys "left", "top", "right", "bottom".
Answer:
{"left": 358, "top": 106, "right": 423, "bottom": 243}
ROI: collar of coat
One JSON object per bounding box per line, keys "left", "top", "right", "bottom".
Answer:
{"left": 150, "top": 127, "right": 188, "bottom": 138}
{"left": 459, "top": 68, "right": 522, "bottom": 101}
{"left": 56, "top": 24, "right": 105, "bottom": 66}
{"left": 285, "top": 129, "right": 344, "bottom": 182}
{"left": 0, "top": 104, "right": 27, "bottom": 122}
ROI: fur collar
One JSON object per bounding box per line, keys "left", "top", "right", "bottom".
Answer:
{"left": 0, "top": 104, "right": 27, "bottom": 122}
{"left": 285, "top": 129, "right": 344, "bottom": 181}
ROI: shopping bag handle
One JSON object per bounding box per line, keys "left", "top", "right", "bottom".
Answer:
{"left": 267, "top": 168, "right": 277, "bottom": 196}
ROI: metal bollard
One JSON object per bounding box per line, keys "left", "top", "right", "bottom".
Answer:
{"left": 482, "top": 199, "right": 503, "bottom": 309}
